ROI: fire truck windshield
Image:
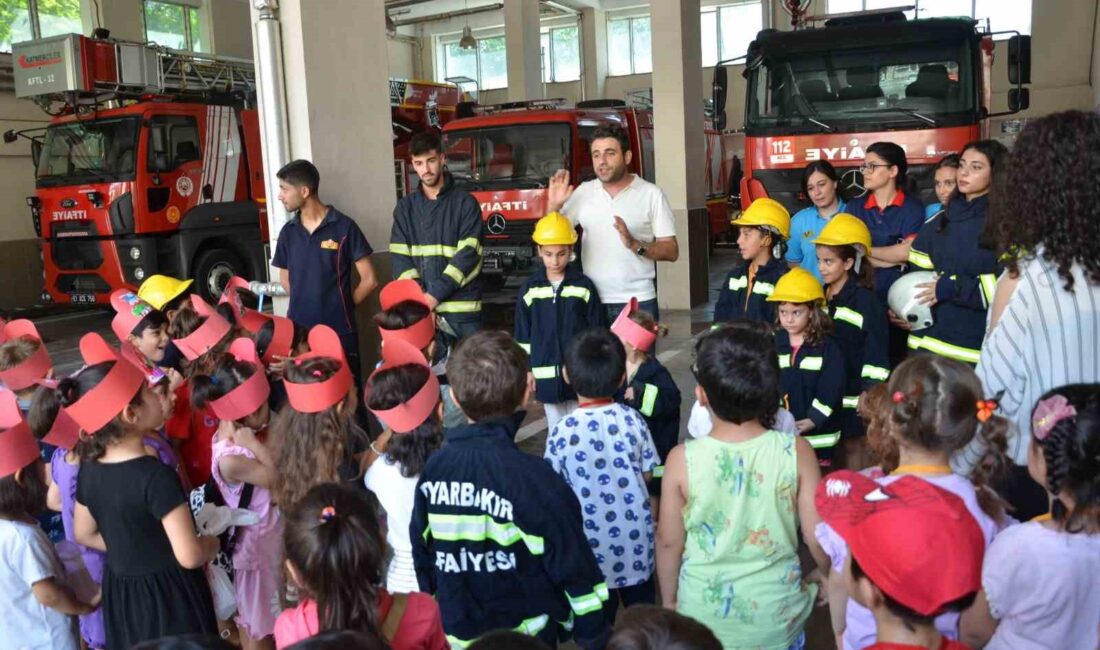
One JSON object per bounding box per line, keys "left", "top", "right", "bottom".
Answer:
{"left": 745, "top": 38, "right": 977, "bottom": 136}
{"left": 36, "top": 117, "right": 140, "bottom": 188}
{"left": 443, "top": 122, "right": 571, "bottom": 190}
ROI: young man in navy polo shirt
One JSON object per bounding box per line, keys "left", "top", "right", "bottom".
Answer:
{"left": 272, "top": 159, "right": 378, "bottom": 385}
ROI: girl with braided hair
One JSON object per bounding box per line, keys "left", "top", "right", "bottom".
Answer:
{"left": 961, "top": 385, "right": 1100, "bottom": 650}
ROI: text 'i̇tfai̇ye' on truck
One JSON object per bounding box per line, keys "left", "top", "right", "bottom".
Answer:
{"left": 5, "top": 32, "right": 465, "bottom": 305}
{"left": 711, "top": 6, "right": 1032, "bottom": 213}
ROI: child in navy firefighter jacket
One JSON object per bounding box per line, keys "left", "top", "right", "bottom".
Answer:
{"left": 611, "top": 304, "right": 680, "bottom": 497}
{"left": 411, "top": 331, "right": 610, "bottom": 649}
{"left": 766, "top": 268, "right": 846, "bottom": 466}
{"left": 813, "top": 214, "right": 889, "bottom": 446}
{"left": 906, "top": 141, "right": 1007, "bottom": 366}
{"left": 714, "top": 198, "right": 792, "bottom": 325}
{"left": 515, "top": 212, "right": 604, "bottom": 432}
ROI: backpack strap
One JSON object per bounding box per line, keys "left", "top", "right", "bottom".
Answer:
{"left": 223, "top": 482, "right": 255, "bottom": 559}
{"left": 382, "top": 593, "right": 409, "bottom": 642}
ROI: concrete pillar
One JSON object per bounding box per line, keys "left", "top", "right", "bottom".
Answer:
{"left": 580, "top": 7, "right": 607, "bottom": 101}
{"left": 503, "top": 0, "right": 542, "bottom": 102}
{"left": 651, "top": 0, "right": 708, "bottom": 310}
{"left": 81, "top": 0, "right": 145, "bottom": 41}
{"left": 276, "top": 0, "right": 397, "bottom": 373}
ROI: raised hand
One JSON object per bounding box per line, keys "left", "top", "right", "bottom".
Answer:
{"left": 547, "top": 169, "right": 574, "bottom": 212}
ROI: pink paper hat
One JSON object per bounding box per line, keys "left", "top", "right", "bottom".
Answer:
{"left": 0, "top": 388, "right": 39, "bottom": 478}
{"left": 0, "top": 319, "right": 53, "bottom": 391}
{"left": 110, "top": 289, "right": 157, "bottom": 343}
{"left": 208, "top": 338, "right": 271, "bottom": 422}
{"left": 64, "top": 334, "right": 146, "bottom": 436}
{"left": 174, "top": 295, "right": 233, "bottom": 361}
{"left": 219, "top": 276, "right": 270, "bottom": 334}
{"left": 378, "top": 279, "right": 436, "bottom": 350}
{"left": 611, "top": 298, "right": 657, "bottom": 353}
{"left": 261, "top": 314, "right": 295, "bottom": 365}
{"left": 366, "top": 338, "right": 440, "bottom": 433}
{"left": 284, "top": 325, "right": 353, "bottom": 413}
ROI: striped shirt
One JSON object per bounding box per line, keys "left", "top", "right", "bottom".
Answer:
{"left": 955, "top": 254, "right": 1100, "bottom": 471}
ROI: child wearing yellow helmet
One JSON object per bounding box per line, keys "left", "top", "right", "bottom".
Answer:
{"left": 514, "top": 212, "right": 605, "bottom": 431}
{"left": 813, "top": 215, "right": 890, "bottom": 469}
{"left": 767, "top": 268, "right": 846, "bottom": 466}
{"left": 714, "top": 198, "right": 792, "bottom": 325}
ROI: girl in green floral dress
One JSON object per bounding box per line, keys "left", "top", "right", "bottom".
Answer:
{"left": 656, "top": 324, "right": 829, "bottom": 650}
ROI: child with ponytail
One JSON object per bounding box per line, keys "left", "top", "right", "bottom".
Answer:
{"left": 362, "top": 339, "right": 443, "bottom": 594}
{"left": 817, "top": 354, "right": 1012, "bottom": 650}
{"left": 272, "top": 325, "right": 368, "bottom": 509}
{"left": 275, "top": 482, "right": 447, "bottom": 649}
{"left": 192, "top": 339, "right": 282, "bottom": 650}
{"left": 961, "top": 384, "right": 1100, "bottom": 650}
{"left": 62, "top": 334, "right": 218, "bottom": 648}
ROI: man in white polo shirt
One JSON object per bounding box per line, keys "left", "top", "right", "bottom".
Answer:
{"left": 546, "top": 126, "right": 679, "bottom": 322}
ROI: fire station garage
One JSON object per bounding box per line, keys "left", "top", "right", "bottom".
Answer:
{"left": 1, "top": 1, "right": 1100, "bottom": 647}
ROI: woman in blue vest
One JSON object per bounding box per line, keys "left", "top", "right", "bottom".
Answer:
{"left": 786, "top": 160, "right": 847, "bottom": 281}
{"left": 906, "top": 139, "right": 1007, "bottom": 366}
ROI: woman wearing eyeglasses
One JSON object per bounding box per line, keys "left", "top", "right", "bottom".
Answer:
{"left": 846, "top": 141, "right": 926, "bottom": 365}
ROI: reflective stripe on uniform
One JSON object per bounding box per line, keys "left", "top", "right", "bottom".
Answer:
{"left": 751, "top": 281, "right": 775, "bottom": 296}
{"left": 437, "top": 300, "right": 482, "bottom": 314}
{"left": 652, "top": 465, "right": 665, "bottom": 478}
{"left": 518, "top": 342, "right": 531, "bottom": 354}
{"left": 979, "top": 273, "right": 997, "bottom": 308}
{"left": 427, "top": 513, "right": 545, "bottom": 555}
{"left": 800, "top": 356, "right": 823, "bottom": 371}
{"left": 446, "top": 614, "right": 550, "bottom": 649}
{"left": 566, "top": 583, "right": 610, "bottom": 616}
{"left": 407, "top": 244, "right": 458, "bottom": 257}
{"left": 908, "top": 248, "right": 934, "bottom": 270}
{"left": 913, "top": 335, "right": 981, "bottom": 364}
{"left": 560, "top": 286, "right": 591, "bottom": 302}
{"left": 833, "top": 306, "right": 864, "bottom": 329}
{"left": 523, "top": 286, "right": 557, "bottom": 306}
{"left": 779, "top": 355, "right": 791, "bottom": 369}
{"left": 640, "top": 383, "right": 658, "bottom": 417}
{"left": 727, "top": 275, "right": 748, "bottom": 291}
{"left": 397, "top": 268, "right": 420, "bottom": 280}
{"left": 390, "top": 243, "right": 411, "bottom": 256}
{"left": 907, "top": 334, "right": 924, "bottom": 351}
{"left": 843, "top": 396, "right": 860, "bottom": 409}
{"left": 811, "top": 398, "right": 833, "bottom": 418}
{"left": 531, "top": 366, "right": 558, "bottom": 380}
{"left": 443, "top": 264, "right": 465, "bottom": 285}
{"left": 804, "top": 431, "right": 841, "bottom": 449}
{"left": 456, "top": 236, "right": 482, "bottom": 254}
{"left": 861, "top": 364, "right": 890, "bottom": 381}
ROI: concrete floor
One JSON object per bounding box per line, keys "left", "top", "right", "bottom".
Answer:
{"left": 28, "top": 247, "right": 836, "bottom": 647}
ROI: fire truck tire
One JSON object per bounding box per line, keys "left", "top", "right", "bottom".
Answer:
{"left": 193, "top": 247, "right": 245, "bottom": 302}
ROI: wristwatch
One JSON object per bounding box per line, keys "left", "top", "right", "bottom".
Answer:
{"left": 635, "top": 244, "right": 648, "bottom": 257}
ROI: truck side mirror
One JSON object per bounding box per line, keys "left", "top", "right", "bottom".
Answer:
{"left": 712, "top": 66, "right": 728, "bottom": 132}
{"left": 31, "top": 140, "right": 42, "bottom": 166}
{"left": 1008, "top": 35, "right": 1031, "bottom": 85}
{"left": 2, "top": 130, "right": 16, "bottom": 144}
{"left": 1008, "top": 88, "right": 1030, "bottom": 112}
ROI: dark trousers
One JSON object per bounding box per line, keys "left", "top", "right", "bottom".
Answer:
{"left": 603, "top": 576, "right": 656, "bottom": 623}
{"left": 437, "top": 313, "right": 483, "bottom": 353}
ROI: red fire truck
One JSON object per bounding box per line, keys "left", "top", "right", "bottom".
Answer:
{"left": 711, "top": 9, "right": 1032, "bottom": 212}
{"left": 6, "top": 33, "right": 463, "bottom": 305}
{"left": 440, "top": 99, "right": 731, "bottom": 288}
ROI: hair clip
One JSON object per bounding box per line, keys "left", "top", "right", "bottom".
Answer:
{"left": 976, "top": 399, "right": 998, "bottom": 423}
{"left": 319, "top": 506, "right": 336, "bottom": 523}
{"left": 1032, "top": 394, "right": 1077, "bottom": 441}
{"left": 892, "top": 391, "right": 906, "bottom": 404}
{"left": 209, "top": 375, "right": 219, "bottom": 385}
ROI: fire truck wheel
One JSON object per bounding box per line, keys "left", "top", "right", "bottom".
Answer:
{"left": 193, "top": 248, "right": 245, "bottom": 302}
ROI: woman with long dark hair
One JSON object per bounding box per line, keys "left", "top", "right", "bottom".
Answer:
{"left": 906, "top": 139, "right": 1007, "bottom": 366}
{"left": 786, "top": 160, "right": 848, "bottom": 281}
{"left": 954, "top": 111, "right": 1100, "bottom": 521}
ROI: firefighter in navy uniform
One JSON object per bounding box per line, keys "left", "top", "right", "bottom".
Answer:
{"left": 514, "top": 212, "right": 605, "bottom": 432}
{"left": 714, "top": 198, "right": 792, "bottom": 325}
{"left": 813, "top": 214, "right": 889, "bottom": 467}
{"left": 391, "top": 132, "right": 484, "bottom": 345}
{"left": 767, "top": 268, "right": 847, "bottom": 467}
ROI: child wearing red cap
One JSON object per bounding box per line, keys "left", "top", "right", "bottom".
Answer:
{"left": 816, "top": 470, "right": 984, "bottom": 650}
{"left": 272, "top": 325, "right": 369, "bottom": 509}
{"left": 816, "top": 355, "right": 1011, "bottom": 650}
{"left": 362, "top": 339, "right": 443, "bottom": 594}
{"left": 656, "top": 326, "right": 827, "bottom": 650}
{"left": 192, "top": 339, "right": 282, "bottom": 650}
{"left": 960, "top": 385, "right": 1100, "bottom": 650}
{"left": 61, "top": 335, "right": 219, "bottom": 647}
{"left": 0, "top": 389, "right": 99, "bottom": 650}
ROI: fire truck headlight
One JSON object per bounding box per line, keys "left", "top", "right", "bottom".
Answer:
{"left": 133, "top": 267, "right": 146, "bottom": 281}
{"left": 129, "top": 246, "right": 141, "bottom": 261}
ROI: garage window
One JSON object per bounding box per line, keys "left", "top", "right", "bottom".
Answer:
{"left": 701, "top": 2, "right": 764, "bottom": 66}
{"left": 440, "top": 35, "right": 508, "bottom": 91}
{"left": 827, "top": 0, "right": 1031, "bottom": 38}
{"left": 608, "top": 15, "right": 652, "bottom": 76}
{"left": 0, "top": 0, "right": 82, "bottom": 53}
{"left": 144, "top": 0, "right": 205, "bottom": 52}
{"left": 541, "top": 25, "right": 580, "bottom": 83}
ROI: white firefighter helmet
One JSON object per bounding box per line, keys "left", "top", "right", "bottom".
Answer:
{"left": 888, "top": 271, "right": 938, "bottom": 331}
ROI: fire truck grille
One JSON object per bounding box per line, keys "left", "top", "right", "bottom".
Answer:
{"left": 52, "top": 238, "right": 104, "bottom": 270}
{"left": 484, "top": 216, "right": 536, "bottom": 241}
{"left": 54, "top": 274, "right": 110, "bottom": 294}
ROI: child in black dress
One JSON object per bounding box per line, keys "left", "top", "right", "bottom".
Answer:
{"left": 58, "top": 334, "right": 219, "bottom": 648}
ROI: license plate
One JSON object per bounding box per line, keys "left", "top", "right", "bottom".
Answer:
{"left": 69, "top": 293, "right": 96, "bottom": 305}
